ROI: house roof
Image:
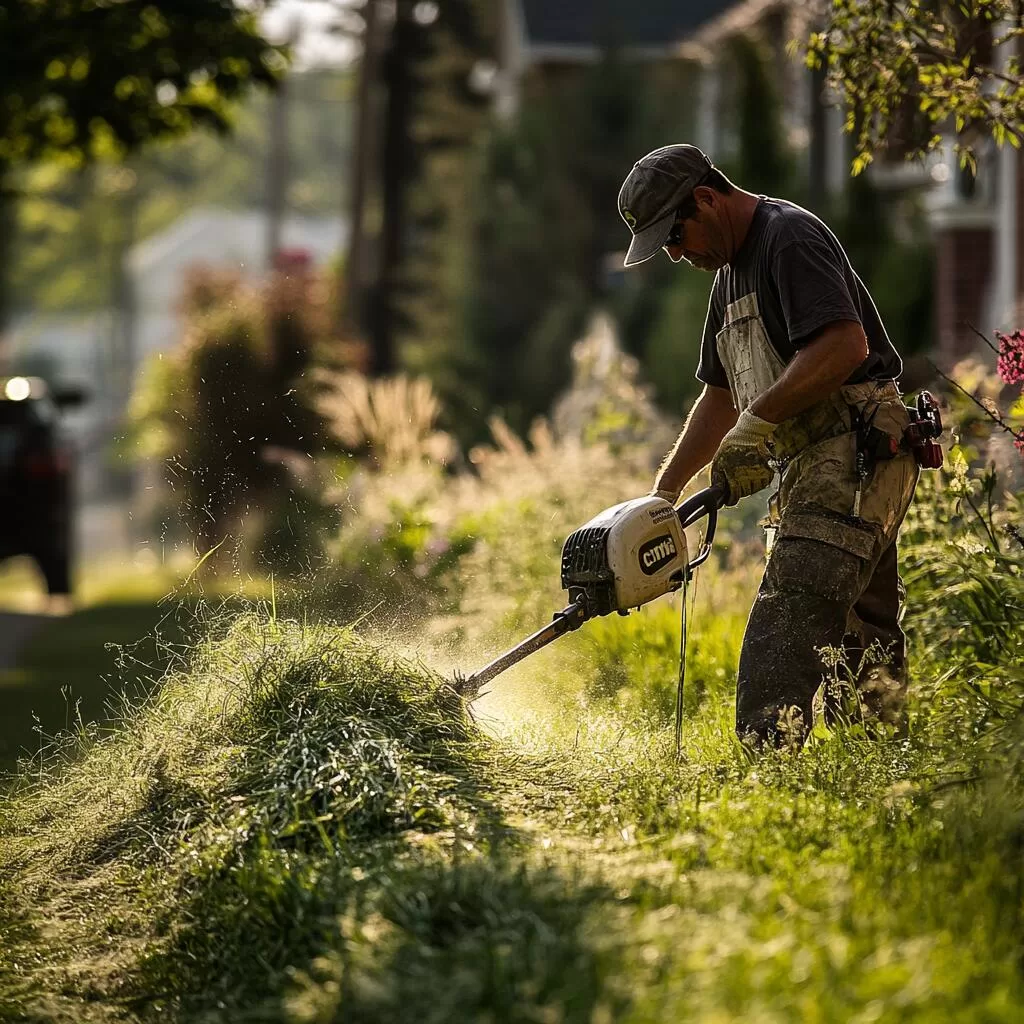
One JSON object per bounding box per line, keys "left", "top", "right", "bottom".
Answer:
{"left": 129, "top": 207, "right": 345, "bottom": 279}
{"left": 127, "top": 206, "right": 346, "bottom": 313}
{"left": 518, "top": 0, "right": 737, "bottom": 50}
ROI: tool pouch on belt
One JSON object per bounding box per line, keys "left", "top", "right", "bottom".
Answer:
{"left": 768, "top": 393, "right": 851, "bottom": 464}
{"left": 768, "top": 381, "right": 909, "bottom": 470}
{"left": 770, "top": 381, "right": 919, "bottom": 548}
{"left": 844, "top": 386, "right": 943, "bottom": 471}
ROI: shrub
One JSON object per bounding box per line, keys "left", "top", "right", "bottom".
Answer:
{"left": 129, "top": 266, "right": 336, "bottom": 571}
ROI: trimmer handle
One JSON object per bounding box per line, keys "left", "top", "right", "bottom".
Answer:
{"left": 674, "top": 485, "right": 726, "bottom": 573}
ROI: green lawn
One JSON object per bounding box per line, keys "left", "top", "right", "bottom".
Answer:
{"left": 0, "top": 472, "right": 1020, "bottom": 1020}
{"left": 0, "top": 601, "right": 191, "bottom": 773}
{"left": 0, "top": 558, "right": 251, "bottom": 776}
{"left": 1, "top": 614, "right": 1020, "bottom": 1023}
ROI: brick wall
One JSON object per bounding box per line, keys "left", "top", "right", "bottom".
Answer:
{"left": 933, "top": 219, "right": 994, "bottom": 361}
{"left": 1017, "top": 150, "right": 1024, "bottom": 316}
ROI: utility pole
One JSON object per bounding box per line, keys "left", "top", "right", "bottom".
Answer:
{"left": 266, "top": 25, "right": 299, "bottom": 271}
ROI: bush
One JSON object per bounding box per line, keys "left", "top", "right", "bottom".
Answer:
{"left": 129, "top": 266, "right": 337, "bottom": 571}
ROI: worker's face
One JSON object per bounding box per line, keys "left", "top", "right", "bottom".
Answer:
{"left": 662, "top": 188, "right": 729, "bottom": 272}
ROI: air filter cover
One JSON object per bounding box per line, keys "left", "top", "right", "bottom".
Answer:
{"left": 560, "top": 496, "right": 688, "bottom": 614}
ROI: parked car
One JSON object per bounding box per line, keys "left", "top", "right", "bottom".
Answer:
{"left": 0, "top": 376, "right": 85, "bottom": 595}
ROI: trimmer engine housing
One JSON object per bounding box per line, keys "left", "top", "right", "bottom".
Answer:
{"left": 560, "top": 496, "right": 688, "bottom": 616}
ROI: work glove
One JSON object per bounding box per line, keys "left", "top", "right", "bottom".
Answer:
{"left": 649, "top": 487, "right": 680, "bottom": 505}
{"left": 711, "top": 410, "right": 775, "bottom": 506}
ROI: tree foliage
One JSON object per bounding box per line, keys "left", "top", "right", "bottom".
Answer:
{"left": 10, "top": 70, "right": 351, "bottom": 314}
{"left": 364, "top": 0, "right": 494, "bottom": 377}
{"left": 0, "top": 0, "right": 283, "bottom": 332}
{"left": 421, "top": 54, "right": 695, "bottom": 441}
{"left": 0, "top": 0, "right": 281, "bottom": 168}
{"left": 806, "top": 0, "right": 1024, "bottom": 172}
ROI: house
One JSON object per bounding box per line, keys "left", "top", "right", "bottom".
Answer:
{"left": 128, "top": 207, "right": 346, "bottom": 361}
{"left": 690, "top": 1, "right": 1024, "bottom": 358}
{"left": 495, "top": 0, "right": 1024, "bottom": 361}
{"left": 494, "top": 0, "right": 738, "bottom": 119}
{"left": 496, "top": 1, "right": 845, "bottom": 197}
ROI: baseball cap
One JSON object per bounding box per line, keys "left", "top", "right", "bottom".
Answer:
{"left": 617, "top": 144, "right": 715, "bottom": 267}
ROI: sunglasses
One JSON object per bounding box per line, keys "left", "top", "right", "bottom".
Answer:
{"left": 663, "top": 176, "right": 709, "bottom": 250}
{"left": 663, "top": 216, "right": 686, "bottom": 249}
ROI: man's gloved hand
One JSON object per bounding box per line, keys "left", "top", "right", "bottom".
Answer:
{"left": 711, "top": 410, "right": 775, "bottom": 506}
{"left": 649, "top": 487, "right": 680, "bottom": 505}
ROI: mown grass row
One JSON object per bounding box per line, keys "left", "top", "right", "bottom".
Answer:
{"left": 0, "top": 614, "right": 495, "bottom": 1021}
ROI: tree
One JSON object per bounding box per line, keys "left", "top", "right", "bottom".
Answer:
{"left": 419, "top": 52, "right": 695, "bottom": 442}
{"left": 805, "top": 0, "right": 1024, "bottom": 172}
{"left": 10, "top": 69, "right": 352, "bottom": 316}
{"left": 0, "top": 0, "right": 282, "bottom": 331}
{"left": 339, "top": 0, "right": 494, "bottom": 377}
{"left": 384, "top": 0, "right": 494, "bottom": 378}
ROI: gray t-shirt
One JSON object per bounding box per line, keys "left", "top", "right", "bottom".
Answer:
{"left": 696, "top": 197, "right": 902, "bottom": 389}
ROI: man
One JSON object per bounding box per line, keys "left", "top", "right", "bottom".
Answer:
{"left": 617, "top": 144, "right": 919, "bottom": 747}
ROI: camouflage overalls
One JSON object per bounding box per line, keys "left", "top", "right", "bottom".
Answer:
{"left": 717, "top": 293, "right": 920, "bottom": 745}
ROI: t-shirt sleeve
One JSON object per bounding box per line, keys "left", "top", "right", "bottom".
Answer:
{"left": 695, "top": 285, "right": 728, "bottom": 388}
{"left": 772, "top": 238, "right": 861, "bottom": 347}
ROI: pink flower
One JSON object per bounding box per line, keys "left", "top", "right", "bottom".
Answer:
{"left": 1015, "top": 433, "right": 1024, "bottom": 456}
{"left": 995, "top": 329, "right": 1024, "bottom": 387}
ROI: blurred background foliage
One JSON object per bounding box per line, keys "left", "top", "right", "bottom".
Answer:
{"left": 9, "top": 68, "right": 350, "bottom": 313}
{"left": 5, "top": 0, "right": 936, "bottom": 453}
{"left": 128, "top": 264, "right": 336, "bottom": 569}
{"left": 0, "top": 0, "right": 284, "bottom": 331}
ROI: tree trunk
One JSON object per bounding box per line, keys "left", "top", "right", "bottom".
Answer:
{"left": 365, "top": 0, "right": 418, "bottom": 376}
{"left": 342, "top": 0, "right": 382, "bottom": 343}
{"left": 808, "top": 61, "right": 828, "bottom": 210}
{"left": 0, "top": 162, "right": 15, "bottom": 371}
{"left": 265, "top": 71, "right": 290, "bottom": 269}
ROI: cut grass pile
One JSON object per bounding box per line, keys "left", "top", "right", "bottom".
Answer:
{"left": 0, "top": 614, "right": 497, "bottom": 1021}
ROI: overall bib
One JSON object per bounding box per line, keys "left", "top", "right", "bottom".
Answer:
{"left": 716, "top": 292, "right": 920, "bottom": 744}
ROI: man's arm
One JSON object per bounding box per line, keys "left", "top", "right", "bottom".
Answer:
{"left": 652, "top": 384, "right": 737, "bottom": 499}
{"left": 750, "top": 319, "right": 869, "bottom": 424}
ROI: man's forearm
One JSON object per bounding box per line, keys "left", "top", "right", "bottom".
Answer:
{"left": 750, "top": 319, "right": 869, "bottom": 424}
{"left": 654, "top": 385, "right": 738, "bottom": 497}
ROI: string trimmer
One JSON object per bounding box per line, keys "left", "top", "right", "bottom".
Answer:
{"left": 458, "top": 485, "right": 726, "bottom": 752}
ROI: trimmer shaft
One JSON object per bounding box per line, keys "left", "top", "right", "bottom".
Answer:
{"left": 457, "top": 600, "right": 587, "bottom": 697}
